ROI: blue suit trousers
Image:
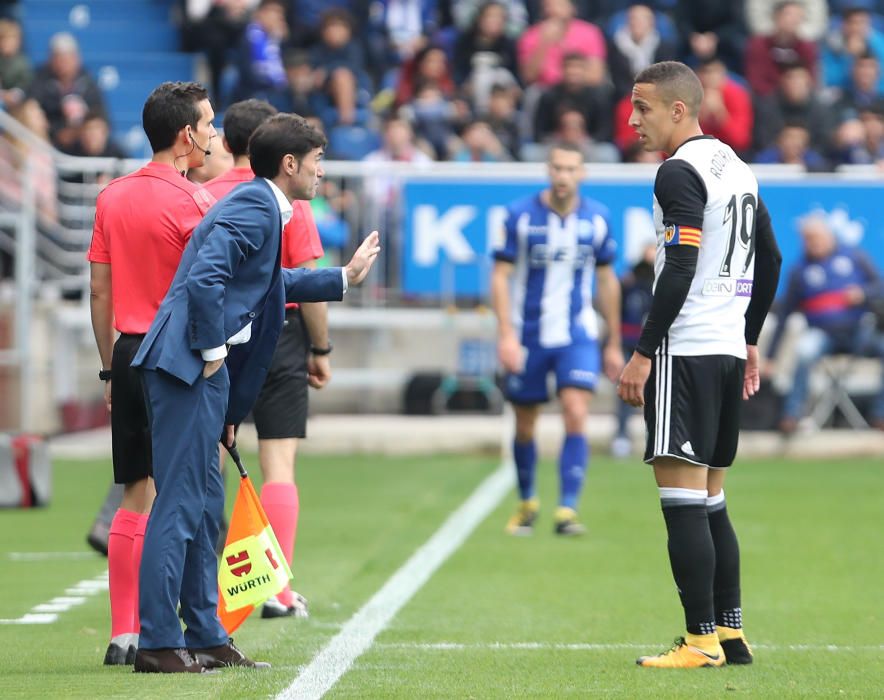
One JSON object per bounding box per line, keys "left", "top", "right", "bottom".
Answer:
{"left": 139, "top": 366, "right": 230, "bottom": 650}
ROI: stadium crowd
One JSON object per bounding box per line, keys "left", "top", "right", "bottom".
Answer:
{"left": 4, "top": 0, "right": 884, "bottom": 168}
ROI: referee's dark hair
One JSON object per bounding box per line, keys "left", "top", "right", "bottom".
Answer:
{"left": 142, "top": 81, "right": 209, "bottom": 153}
{"left": 249, "top": 114, "right": 327, "bottom": 179}
{"left": 634, "top": 61, "right": 704, "bottom": 116}
{"left": 223, "top": 99, "right": 278, "bottom": 158}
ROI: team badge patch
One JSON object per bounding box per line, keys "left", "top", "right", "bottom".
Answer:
{"left": 663, "top": 224, "right": 701, "bottom": 248}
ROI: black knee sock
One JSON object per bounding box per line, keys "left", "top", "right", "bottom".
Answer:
{"left": 661, "top": 494, "right": 716, "bottom": 636}
{"left": 707, "top": 493, "right": 742, "bottom": 628}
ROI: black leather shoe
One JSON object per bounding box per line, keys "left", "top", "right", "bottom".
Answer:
{"left": 133, "top": 647, "right": 214, "bottom": 673}
{"left": 103, "top": 642, "right": 136, "bottom": 666}
{"left": 189, "top": 638, "right": 270, "bottom": 669}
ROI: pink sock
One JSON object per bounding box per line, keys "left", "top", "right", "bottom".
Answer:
{"left": 131, "top": 514, "right": 148, "bottom": 633}
{"left": 107, "top": 509, "right": 140, "bottom": 639}
{"left": 260, "top": 482, "right": 299, "bottom": 607}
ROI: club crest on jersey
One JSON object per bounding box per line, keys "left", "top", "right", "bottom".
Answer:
{"left": 664, "top": 224, "right": 701, "bottom": 248}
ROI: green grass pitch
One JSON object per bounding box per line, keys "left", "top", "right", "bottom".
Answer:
{"left": 0, "top": 451, "right": 881, "bottom": 698}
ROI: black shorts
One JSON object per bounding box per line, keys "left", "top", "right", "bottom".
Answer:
{"left": 643, "top": 341, "right": 746, "bottom": 469}
{"left": 251, "top": 309, "right": 309, "bottom": 439}
{"left": 110, "top": 333, "right": 152, "bottom": 484}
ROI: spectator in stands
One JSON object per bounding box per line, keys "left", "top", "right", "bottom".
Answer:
{"left": 401, "top": 82, "right": 464, "bottom": 160}
{"left": 279, "top": 49, "right": 318, "bottom": 117}
{"left": 371, "top": 0, "right": 438, "bottom": 69}
{"left": 753, "top": 63, "right": 835, "bottom": 153}
{"left": 286, "top": 0, "right": 373, "bottom": 47}
{"left": 396, "top": 45, "right": 456, "bottom": 107}
{"left": 363, "top": 115, "right": 433, "bottom": 193}
{"left": 833, "top": 51, "right": 883, "bottom": 122}
{"left": 695, "top": 55, "right": 754, "bottom": 155}
{"left": 0, "top": 17, "right": 30, "bottom": 109}
{"left": 524, "top": 107, "right": 619, "bottom": 162}
{"left": 0, "top": 98, "right": 58, "bottom": 223}
{"left": 69, "top": 113, "right": 126, "bottom": 160}
{"left": 830, "top": 105, "right": 884, "bottom": 165}
{"left": 179, "top": 0, "right": 252, "bottom": 104}
{"left": 517, "top": 0, "right": 606, "bottom": 88}
{"left": 821, "top": 1, "right": 884, "bottom": 92}
{"left": 451, "top": 119, "right": 512, "bottom": 161}
{"left": 607, "top": 3, "right": 677, "bottom": 99}
{"left": 533, "top": 52, "right": 613, "bottom": 146}
{"left": 28, "top": 32, "right": 107, "bottom": 153}
{"left": 766, "top": 213, "right": 884, "bottom": 433}
{"left": 60, "top": 112, "right": 128, "bottom": 188}
{"left": 482, "top": 82, "right": 521, "bottom": 158}
{"left": 453, "top": 1, "right": 520, "bottom": 114}
{"left": 310, "top": 8, "right": 371, "bottom": 126}
{"left": 453, "top": 0, "right": 528, "bottom": 39}
{"left": 744, "top": 0, "right": 819, "bottom": 97}
{"left": 754, "top": 122, "right": 830, "bottom": 171}
{"left": 745, "top": 0, "right": 829, "bottom": 42}
{"left": 674, "top": 0, "right": 747, "bottom": 73}
{"left": 233, "top": 0, "right": 290, "bottom": 108}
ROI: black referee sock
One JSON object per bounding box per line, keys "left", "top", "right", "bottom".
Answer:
{"left": 707, "top": 491, "right": 742, "bottom": 628}
{"left": 659, "top": 488, "right": 716, "bottom": 637}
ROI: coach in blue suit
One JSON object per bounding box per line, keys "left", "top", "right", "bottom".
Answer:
{"left": 131, "top": 114, "right": 380, "bottom": 673}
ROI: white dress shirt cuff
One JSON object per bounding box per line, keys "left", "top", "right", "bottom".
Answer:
{"left": 201, "top": 345, "right": 228, "bottom": 361}
{"left": 341, "top": 267, "right": 348, "bottom": 294}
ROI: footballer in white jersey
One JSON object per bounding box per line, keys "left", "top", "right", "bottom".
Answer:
{"left": 618, "top": 60, "right": 782, "bottom": 671}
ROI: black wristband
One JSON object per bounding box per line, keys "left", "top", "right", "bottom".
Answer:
{"left": 99, "top": 369, "right": 112, "bottom": 381}
{"left": 310, "top": 343, "right": 333, "bottom": 356}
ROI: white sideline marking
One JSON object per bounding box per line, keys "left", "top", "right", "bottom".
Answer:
{"left": 0, "top": 570, "right": 108, "bottom": 625}
{"left": 8, "top": 552, "right": 98, "bottom": 561}
{"left": 378, "top": 641, "right": 884, "bottom": 653}
{"left": 277, "top": 461, "right": 514, "bottom": 700}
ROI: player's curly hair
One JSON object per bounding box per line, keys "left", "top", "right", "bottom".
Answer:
{"left": 634, "top": 61, "right": 704, "bottom": 117}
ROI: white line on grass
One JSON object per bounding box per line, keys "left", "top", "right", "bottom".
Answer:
{"left": 0, "top": 570, "right": 108, "bottom": 625}
{"left": 8, "top": 552, "right": 100, "bottom": 561}
{"left": 378, "top": 642, "right": 884, "bottom": 653}
{"left": 277, "top": 461, "right": 514, "bottom": 700}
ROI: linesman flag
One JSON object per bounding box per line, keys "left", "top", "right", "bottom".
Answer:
{"left": 218, "top": 443, "right": 292, "bottom": 634}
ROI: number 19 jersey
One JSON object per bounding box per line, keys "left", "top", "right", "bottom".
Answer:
{"left": 652, "top": 135, "right": 758, "bottom": 358}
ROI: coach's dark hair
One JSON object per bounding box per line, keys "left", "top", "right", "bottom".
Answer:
{"left": 223, "top": 99, "right": 278, "bottom": 157}
{"left": 634, "top": 61, "right": 704, "bottom": 116}
{"left": 142, "top": 81, "right": 209, "bottom": 153}
{"left": 248, "top": 113, "right": 327, "bottom": 179}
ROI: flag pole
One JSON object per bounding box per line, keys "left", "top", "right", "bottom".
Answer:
{"left": 223, "top": 441, "right": 248, "bottom": 478}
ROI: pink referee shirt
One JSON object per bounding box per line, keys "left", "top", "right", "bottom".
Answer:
{"left": 87, "top": 161, "right": 216, "bottom": 334}
{"left": 203, "top": 166, "right": 324, "bottom": 268}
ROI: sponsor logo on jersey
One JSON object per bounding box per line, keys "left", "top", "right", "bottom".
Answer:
{"left": 702, "top": 278, "right": 753, "bottom": 297}
{"left": 528, "top": 243, "right": 594, "bottom": 267}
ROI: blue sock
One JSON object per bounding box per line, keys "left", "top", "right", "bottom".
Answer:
{"left": 559, "top": 434, "right": 588, "bottom": 510}
{"left": 513, "top": 440, "right": 537, "bottom": 501}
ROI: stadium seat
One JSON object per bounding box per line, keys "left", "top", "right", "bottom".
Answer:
{"left": 22, "top": 0, "right": 170, "bottom": 25}
{"left": 809, "top": 355, "right": 871, "bottom": 430}
{"left": 24, "top": 22, "right": 179, "bottom": 63}
{"left": 327, "top": 125, "right": 381, "bottom": 161}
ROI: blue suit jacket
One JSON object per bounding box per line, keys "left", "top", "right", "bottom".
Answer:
{"left": 132, "top": 178, "right": 344, "bottom": 424}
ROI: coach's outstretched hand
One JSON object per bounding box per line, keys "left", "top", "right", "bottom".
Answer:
{"left": 345, "top": 231, "right": 381, "bottom": 286}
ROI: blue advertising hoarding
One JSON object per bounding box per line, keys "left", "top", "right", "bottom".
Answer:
{"left": 401, "top": 178, "right": 884, "bottom": 298}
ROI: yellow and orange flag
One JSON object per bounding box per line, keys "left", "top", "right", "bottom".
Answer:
{"left": 217, "top": 446, "right": 292, "bottom": 634}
